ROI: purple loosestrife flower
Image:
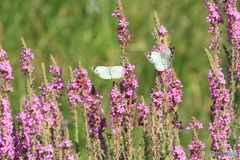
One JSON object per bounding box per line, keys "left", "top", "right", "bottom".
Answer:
{"left": 0, "top": 49, "right": 14, "bottom": 92}
{"left": 208, "top": 69, "right": 233, "bottom": 151}
{"left": 122, "top": 62, "right": 139, "bottom": 114}
{"left": 188, "top": 141, "right": 205, "bottom": 160}
{"left": 67, "top": 62, "right": 107, "bottom": 158}
{"left": 205, "top": 1, "right": 223, "bottom": 51}
{"left": 151, "top": 87, "right": 164, "bottom": 117}
{"left": 39, "top": 63, "right": 64, "bottom": 132}
{"left": 205, "top": 1, "right": 223, "bottom": 26}
{"left": 152, "top": 69, "right": 183, "bottom": 113}
{"left": 20, "top": 48, "right": 35, "bottom": 75}
{"left": 67, "top": 66, "right": 91, "bottom": 109}
{"left": 0, "top": 48, "right": 15, "bottom": 159}
{"left": 86, "top": 90, "right": 108, "bottom": 149}
{"left": 38, "top": 61, "right": 66, "bottom": 159}
{"left": 172, "top": 146, "right": 187, "bottom": 160}
{"left": 39, "top": 82, "right": 57, "bottom": 126}
{"left": 150, "top": 23, "right": 183, "bottom": 111}
{"left": 111, "top": 2, "right": 131, "bottom": 52}
{"left": 59, "top": 140, "right": 75, "bottom": 160}
{"left": 149, "top": 75, "right": 184, "bottom": 158}
{"left": 49, "top": 64, "right": 64, "bottom": 100}
{"left": 137, "top": 102, "right": 150, "bottom": 126}
{"left": 149, "top": 81, "right": 165, "bottom": 158}
{"left": 222, "top": 0, "right": 240, "bottom": 84}
{"left": 109, "top": 85, "right": 125, "bottom": 135}
{"left": 38, "top": 144, "right": 54, "bottom": 160}
{"left": 59, "top": 140, "right": 73, "bottom": 148}
{"left": 223, "top": 0, "right": 240, "bottom": 46}
{"left": 205, "top": 0, "right": 223, "bottom": 54}
{"left": 149, "top": 13, "right": 184, "bottom": 157}
{"left": 16, "top": 41, "right": 45, "bottom": 159}
{"left": 205, "top": 1, "right": 234, "bottom": 157}
{"left": 0, "top": 98, "right": 15, "bottom": 159}
{"left": 152, "top": 25, "right": 169, "bottom": 52}
{"left": 67, "top": 65, "right": 107, "bottom": 136}
{"left": 186, "top": 117, "right": 205, "bottom": 160}
{"left": 121, "top": 60, "right": 138, "bottom": 159}
{"left": 113, "top": 2, "right": 138, "bottom": 154}
{"left": 15, "top": 94, "right": 44, "bottom": 159}
{"left": 109, "top": 84, "right": 125, "bottom": 159}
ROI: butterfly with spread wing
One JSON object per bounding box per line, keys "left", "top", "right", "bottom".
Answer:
{"left": 91, "top": 66, "right": 124, "bottom": 79}
{"left": 145, "top": 47, "right": 175, "bottom": 71}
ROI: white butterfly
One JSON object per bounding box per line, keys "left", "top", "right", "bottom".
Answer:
{"left": 91, "top": 66, "right": 124, "bottom": 79}
{"left": 145, "top": 47, "right": 175, "bottom": 71}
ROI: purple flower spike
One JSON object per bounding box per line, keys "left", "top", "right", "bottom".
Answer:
{"left": 109, "top": 85, "right": 125, "bottom": 135}
{"left": 153, "top": 69, "right": 183, "bottom": 113}
{"left": 222, "top": 0, "right": 240, "bottom": 82}
{"left": 186, "top": 119, "right": 203, "bottom": 130}
{"left": 20, "top": 48, "right": 36, "bottom": 75}
{"left": 223, "top": 0, "right": 240, "bottom": 46}
{"left": 188, "top": 140, "right": 205, "bottom": 160}
{"left": 186, "top": 117, "right": 205, "bottom": 159}
{"left": 38, "top": 145, "right": 54, "bottom": 159}
{"left": 205, "top": 1, "right": 223, "bottom": 27}
{"left": 59, "top": 141, "right": 75, "bottom": 159}
{"left": 67, "top": 67, "right": 92, "bottom": 108}
{"left": 59, "top": 140, "right": 73, "bottom": 148}
{"left": 172, "top": 146, "right": 187, "bottom": 160}
{"left": 111, "top": 4, "right": 131, "bottom": 50}
{"left": 208, "top": 68, "right": 233, "bottom": 152}
{"left": 137, "top": 102, "right": 150, "bottom": 126}
{"left": 67, "top": 62, "right": 107, "bottom": 157}
{"left": 205, "top": 0, "right": 234, "bottom": 156}
{"left": 0, "top": 49, "right": 14, "bottom": 92}
{"left": 0, "top": 98, "right": 15, "bottom": 159}
{"left": 122, "top": 63, "right": 139, "bottom": 105}
{"left": 152, "top": 26, "right": 170, "bottom": 53}
{"left": 49, "top": 65, "right": 64, "bottom": 100}
{"left": 15, "top": 94, "right": 44, "bottom": 159}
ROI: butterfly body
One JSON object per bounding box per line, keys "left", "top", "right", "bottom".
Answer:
{"left": 145, "top": 47, "right": 175, "bottom": 71}
{"left": 91, "top": 66, "right": 124, "bottom": 79}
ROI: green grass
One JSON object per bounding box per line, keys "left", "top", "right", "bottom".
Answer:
{"left": 0, "top": 0, "right": 233, "bottom": 158}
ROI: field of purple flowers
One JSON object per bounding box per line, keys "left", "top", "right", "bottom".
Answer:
{"left": 0, "top": 0, "right": 240, "bottom": 159}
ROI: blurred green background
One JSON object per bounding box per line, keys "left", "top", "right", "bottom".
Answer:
{"left": 0, "top": 0, "right": 236, "bottom": 158}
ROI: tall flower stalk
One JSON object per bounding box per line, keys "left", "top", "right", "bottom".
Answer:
{"left": 186, "top": 117, "right": 205, "bottom": 159}
{"left": 222, "top": 1, "right": 240, "bottom": 153}
{"left": 15, "top": 38, "right": 44, "bottom": 159}
{"left": 137, "top": 96, "right": 150, "bottom": 159}
{"left": 0, "top": 47, "right": 15, "bottom": 159}
{"left": 38, "top": 55, "right": 66, "bottom": 159}
{"left": 67, "top": 61, "right": 107, "bottom": 159}
{"left": 205, "top": 1, "right": 234, "bottom": 159}
{"left": 111, "top": 0, "right": 138, "bottom": 159}
{"left": 109, "top": 83, "right": 125, "bottom": 159}
{"left": 147, "top": 12, "right": 184, "bottom": 159}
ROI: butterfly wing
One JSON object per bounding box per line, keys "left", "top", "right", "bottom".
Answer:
{"left": 145, "top": 47, "right": 175, "bottom": 71}
{"left": 163, "top": 30, "right": 174, "bottom": 46}
{"left": 145, "top": 51, "right": 165, "bottom": 71}
{"left": 91, "top": 66, "right": 112, "bottom": 79}
{"left": 162, "top": 47, "right": 175, "bottom": 68}
{"left": 109, "top": 66, "right": 124, "bottom": 79}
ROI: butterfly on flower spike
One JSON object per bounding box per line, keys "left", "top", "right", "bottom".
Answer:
{"left": 145, "top": 47, "right": 175, "bottom": 71}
